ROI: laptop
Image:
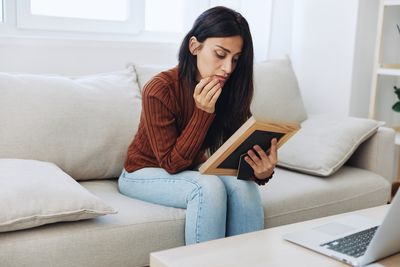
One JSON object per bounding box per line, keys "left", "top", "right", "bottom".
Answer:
{"left": 283, "top": 191, "right": 400, "bottom": 266}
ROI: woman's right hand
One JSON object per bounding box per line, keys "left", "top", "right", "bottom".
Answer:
{"left": 193, "top": 77, "right": 222, "bottom": 114}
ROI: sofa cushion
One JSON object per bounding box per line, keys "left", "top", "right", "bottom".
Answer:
{"left": 0, "top": 179, "right": 186, "bottom": 267}
{"left": 0, "top": 171, "right": 390, "bottom": 267}
{"left": 251, "top": 59, "right": 308, "bottom": 124}
{"left": 0, "top": 67, "right": 141, "bottom": 180}
{"left": 260, "top": 166, "right": 390, "bottom": 228}
{"left": 134, "top": 64, "right": 174, "bottom": 91}
{"left": 278, "top": 114, "right": 382, "bottom": 176}
{"left": 0, "top": 159, "right": 116, "bottom": 233}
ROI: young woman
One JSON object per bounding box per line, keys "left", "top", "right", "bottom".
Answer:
{"left": 119, "top": 6, "right": 277, "bottom": 245}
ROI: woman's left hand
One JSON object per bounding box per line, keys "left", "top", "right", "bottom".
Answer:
{"left": 244, "top": 138, "right": 277, "bottom": 180}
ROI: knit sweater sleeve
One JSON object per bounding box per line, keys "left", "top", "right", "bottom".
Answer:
{"left": 142, "top": 78, "right": 215, "bottom": 174}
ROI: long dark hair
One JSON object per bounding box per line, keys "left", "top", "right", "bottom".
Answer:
{"left": 178, "top": 6, "right": 254, "bottom": 154}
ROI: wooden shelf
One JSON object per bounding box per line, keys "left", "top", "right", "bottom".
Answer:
{"left": 396, "top": 131, "right": 400, "bottom": 145}
{"left": 369, "top": 1, "right": 400, "bottom": 119}
{"left": 384, "top": 0, "right": 400, "bottom": 6}
{"left": 377, "top": 67, "right": 400, "bottom": 76}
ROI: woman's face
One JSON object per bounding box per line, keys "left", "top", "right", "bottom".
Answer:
{"left": 191, "top": 36, "right": 243, "bottom": 87}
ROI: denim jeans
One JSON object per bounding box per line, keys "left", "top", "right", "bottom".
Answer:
{"left": 118, "top": 167, "right": 264, "bottom": 245}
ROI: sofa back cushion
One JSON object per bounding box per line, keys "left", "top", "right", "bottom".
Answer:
{"left": 135, "top": 59, "right": 307, "bottom": 125}
{"left": 134, "top": 64, "right": 174, "bottom": 91}
{"left": 251, "top": 59, "right": 307, "bottom": 123}
{"left": 0, "top": 67, "right": 141, "bottom": 180}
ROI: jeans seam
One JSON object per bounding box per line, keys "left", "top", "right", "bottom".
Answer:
{"left": 195, "top": 187, "right": 203, "bottom": 243}
{"left": 120, "top": 175, "right": 199, "bottom": 185}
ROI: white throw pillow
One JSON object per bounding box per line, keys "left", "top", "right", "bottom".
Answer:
{"left": 0, "top": 67, "right": 141, "bottom": 180}
{"left": 251, "top": 59, "right": 308, "bottom": 124}
{"left": 0, "top": 159, "right": 116, "bottom": 233}
{"left": 277, "top": 114, "right": 383, "bottom": 176}
{"left": 134, "top": 64, "right": 175, "bottom": 91}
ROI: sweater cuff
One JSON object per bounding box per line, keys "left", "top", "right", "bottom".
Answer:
{"left": 252, "top": 171, "right": 275, "bottom": 186}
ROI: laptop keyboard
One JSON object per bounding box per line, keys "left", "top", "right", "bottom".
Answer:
{"left": 320, "top": 226, "right": 378, "bottom": 258}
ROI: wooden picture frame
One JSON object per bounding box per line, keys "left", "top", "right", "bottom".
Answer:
{"left": 199, "top": 116, "right": 300, "bottom": 176}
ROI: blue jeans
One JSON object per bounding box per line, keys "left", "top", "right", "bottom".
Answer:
{"left": 118, "top": 167, "right": 264, "bottom": 245}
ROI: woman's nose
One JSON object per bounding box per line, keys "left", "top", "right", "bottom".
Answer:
{"left": 221, "top": 59, "right": 233, "bottom": 75}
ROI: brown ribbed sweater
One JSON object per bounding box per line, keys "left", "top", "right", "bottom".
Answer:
{"left": 124, "top": 67, "right": 215, "bottom": 174}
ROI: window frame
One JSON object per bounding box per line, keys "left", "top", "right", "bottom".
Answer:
{"left": 16, "top": 0, "right": 145, "bottom": 34}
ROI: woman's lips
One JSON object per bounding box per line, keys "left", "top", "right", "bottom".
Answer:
{"left": 215, "top": 75, "right": 227, "bottom": 87}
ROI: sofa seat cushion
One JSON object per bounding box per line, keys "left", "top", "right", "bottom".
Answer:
{"left": 0, "top": 180, "right": 185, "bottom": 267}
{"left": 0, "top": 169, "right": 391, "bottom": 267}
{"left": 260, "top": 166, "right": 391, "bottom": 228}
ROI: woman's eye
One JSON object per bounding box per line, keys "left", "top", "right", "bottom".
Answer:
{"left": 215, "top": 51, "right": 226, "bottom": 58}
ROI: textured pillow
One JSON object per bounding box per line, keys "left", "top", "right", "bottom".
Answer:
{"left": 0, "top": 159, "right": 116, "bottom": 232}
{"left": 134, "top": 64, "right": 175, "bottom": 91}
{"left": 0, "top": 67, "right": 141, "bottom": 180}
{"left": 251, "top": 59, "right": 308, "bottom": 124}
{"left": 277, "top": 114, "right": 383, "bottom": 176}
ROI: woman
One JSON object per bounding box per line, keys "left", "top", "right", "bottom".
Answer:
{"left": 119, "top": 6, "right": 277, "bottom": 245}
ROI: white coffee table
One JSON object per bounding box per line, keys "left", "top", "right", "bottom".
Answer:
{"left": 150, "top": 205, "right": 400, "bottom": 267}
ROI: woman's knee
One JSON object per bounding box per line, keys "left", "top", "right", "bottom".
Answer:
{"left": 193, "top": 174, "right": 227, "bottom": 203}
{"left": 220, "top": 177, "right": 261, "bottom": 202}
{"left": 118, "top": 170, "right": 131, "bottom": 195}
{"left": 220, "top": 176, "right": 254, "bottom": 193}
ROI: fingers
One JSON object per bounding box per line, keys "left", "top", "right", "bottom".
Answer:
{"left": 269, "top": 138, "right": 278, "bottom": 164}
{"left": 247, "top": 149, "right": 263, "bottom": 165}
{"left": 245, "top": 152, "right": 274, "bottom": 180}
{"left": 205, "top": 83, "right": 221, "bottom": 102}
{"left": 209, "top": 86, "right": 222, "bottom": 106}
{"left": 244, "top": 155, "right": 255, "bottom": 166}
{"left": 193, "top": 77, "right": 222, "bottom": 113}
{"left": 253, "top": 145, "right": 268, "bottom": 160}
{"left": 194, "top": 77, "right": 219, "bottom": 97}
{"left": 194, "top": 77, "right": 212, "bottom": 96}
{"left": 245, "top": 138, "right": 278, "bottom": 180}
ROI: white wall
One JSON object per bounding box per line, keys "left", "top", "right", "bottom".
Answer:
{"left": 268, "top": 0, "right": 294, "bottom": 59}
{"left": 291, "top": 0, "right": 359, "bottom": 116}
{"left": 349, "top": 0, "right": 380, "bottom": 118}
{"left": 0, "top": 37, "right": 178, "bottom": 75}
{"left": 291, "top": 0, "right": 380, "bottom": 117}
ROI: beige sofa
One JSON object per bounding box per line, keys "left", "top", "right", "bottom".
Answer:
{"left": 0, "top": 60, "right": 396, "bottom": 267}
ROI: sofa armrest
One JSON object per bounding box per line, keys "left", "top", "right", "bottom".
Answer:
{"left": 346, "top": 127, "right": 396, "bottom": 184}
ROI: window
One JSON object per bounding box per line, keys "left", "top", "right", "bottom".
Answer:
{"left": 30, "top": 0, "right": 128, "bottom": 21}
{"left": 5, "top": 0, "right": 273, "bottom": 61}
{"left": 16, "top": 0, "right": 145, "bottom": 34}
{"left": 145, "top": 0, "right": 184, "bottom": 33}
{"left": 14, "top": 0, "right": 209, "bottom": 36}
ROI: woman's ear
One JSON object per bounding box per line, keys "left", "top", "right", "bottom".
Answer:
{"left": 189, "top": 36, "right": 201, "bottom": 55}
